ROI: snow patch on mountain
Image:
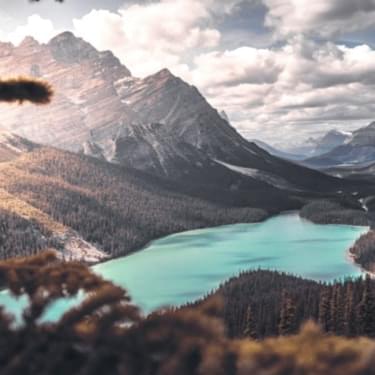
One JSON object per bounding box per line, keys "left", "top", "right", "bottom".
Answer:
{"left": 215, "top": 160, "right": 299, "bottom": 191}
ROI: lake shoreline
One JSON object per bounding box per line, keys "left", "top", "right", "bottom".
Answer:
{"left": 0, "top": 212, "right": 368, "bottom": 319}
{"left": 92, "top": 209, "right": 276, "bottom": 267}
{"left": 92, "top": 208, "right": 370, "bottom": 267}
{"left": 93, "top": 213, "right": 367, "bottom": 313}
{"left": 347, "top": 229, "right": 375, "bottom": 277}
{"left": 347, "top": 250, "right": 375, "bottom": 278}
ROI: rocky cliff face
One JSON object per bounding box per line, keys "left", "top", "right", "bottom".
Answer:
{"left": 115, "top": 68, "right": 246, "bottom": 158}
{"left": 0, "top": 32, "right": 134, "bottom": 152}
{"left": 0, "top": 33, "right": 245, "bottom": 166}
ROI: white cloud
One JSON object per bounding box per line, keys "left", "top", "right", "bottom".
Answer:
{"left": 190, "top": 37, "right": 375, "bottom": 146}
{"left": 72, "top": 0, "right": 220, "bottom": 77}
{"left": 264, "top": 0, "right": 375, "bottom": 38}
{"left": 192, "top": 47, "right": 282, "bottom": 88}
{"left": 5, "top": 14, "right": 60, "bottom": 45}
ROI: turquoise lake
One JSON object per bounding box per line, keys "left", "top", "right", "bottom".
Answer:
{"left": 0, "top": 213, "right": 369, "bottom": 318}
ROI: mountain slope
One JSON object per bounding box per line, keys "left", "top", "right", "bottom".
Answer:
{"left": 0, "top": 188, "right": 108, "bottom": 262}
{"left": 0, "top": 147, "right": 270, "bottom": 260}
{"left": 115, "top": 68, "right": 250, "bottom": 161}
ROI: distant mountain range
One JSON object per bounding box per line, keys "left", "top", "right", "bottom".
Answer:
{"left": 272, "top": 129, "right": 352, "bottom": 159}
{"left": 307, "top": 129, "right": 353, "bottom": 157}
{"left": 304, "top": 122, "right": 375, "bottom": 169}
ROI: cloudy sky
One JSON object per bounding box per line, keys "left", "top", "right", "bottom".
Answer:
{"left": 1, "top": 0, "right": 375, "bottom": 148}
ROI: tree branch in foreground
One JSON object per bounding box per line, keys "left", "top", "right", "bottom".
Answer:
{"left": 0, "top": 78, "right": 53, "bottom": 104}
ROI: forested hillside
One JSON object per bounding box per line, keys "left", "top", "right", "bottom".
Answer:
{"left": 0, "top": 147, "right": 268, "bottom": 260}
{"left": 196, "top": 270, "right": 375, "bottom": 339}
{"left": 350, "top": 230, "right": 375, "bottom": 272}
{"left": 0, "top": 207, "right": 49, "bottom": 259}
{"left": 300, "top": 200, "right": 369, "bottom": 226}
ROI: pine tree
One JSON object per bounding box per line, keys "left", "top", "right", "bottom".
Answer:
{"left": 357, "top": 275, "right": 375, "bottom": 337}
{"left": 335, "top": 286, "right": 345, "bottom": 336}
{"left": 279, "top": 290, "right": 296, "bottom": 336}
{"left": 318, "top": 288, "right": 331, "bottom": 332}
{"left": 243, "top": 304, "right": 257, "bottom": 339}
{"left": 330, "top": 285, "right": 338, "bottom": 333}
{"left": 344, "top": 282, "right": 356, "bottom": 336}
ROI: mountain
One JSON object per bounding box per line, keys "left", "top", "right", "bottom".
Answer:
{"left": 284, "top": 129, "right": 352, "bottom": 158}
{"left": 0, "top": 31, "right": 371, "bottom": 208}
{"left": 0, "top": 33, "right": 134, "bottom": 152}
{"left": 309, "top": 129, "right": 352, "bottom": 156}
{"left": 351, "top": 121, "right": 375, "bottom": 146}
{"left": 304, "top": 122, "right": 375, "bottom": 168}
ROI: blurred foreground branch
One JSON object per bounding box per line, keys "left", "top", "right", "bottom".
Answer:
{"left": 0, "top": 78, "right": 53, "bottom": 104}
{"left": 1, "top": 253, "right": 375, "bottom": 374}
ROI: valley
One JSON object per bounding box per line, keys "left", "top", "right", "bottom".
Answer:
{"left": 0, "top": 32, "right": 372, "bottom": 265}
{"left": 0, "top": 29, "right": 374, "bottom": 337}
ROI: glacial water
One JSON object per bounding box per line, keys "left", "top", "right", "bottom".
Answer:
{"left": 0, "top": 213, "right": 368, "bottom": 319}
{"left": 94, "top": 213, "right": 367, "bottom": 312}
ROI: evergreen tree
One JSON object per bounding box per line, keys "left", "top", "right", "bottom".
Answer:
{"left": 318, "top": 288, "right": 331, "bottom": 332}
{"left": 357, "top": 275, "right": 375, "bottom": 337}
{"left": 278, "top": 290, "right": 296, "bottom": 336}
{"left": 243, "top": 304, "right": 257, "bottom": 339}
{"left": 344, "top": 283, "right": 356, "bottom": 336}
{"left": 335, "top": 286, "right": 345, "bottom": 336}
{"left": 330, "top": 285, "right": 338, "bottom": 332}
